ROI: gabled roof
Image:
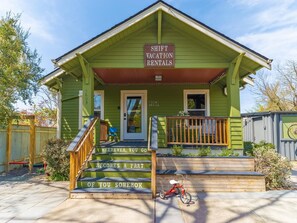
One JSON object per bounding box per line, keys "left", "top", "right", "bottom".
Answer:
{"left": 42, "top": 0, "right": 272, "bottom": 85}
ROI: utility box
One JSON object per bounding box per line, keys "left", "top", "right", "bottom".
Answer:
{"left": 242, "top": 112, "right": 297, "bottom": 160}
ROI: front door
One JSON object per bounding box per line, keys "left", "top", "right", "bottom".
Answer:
{"left": 121, "top": 90, "right": 147, "bottom": 140}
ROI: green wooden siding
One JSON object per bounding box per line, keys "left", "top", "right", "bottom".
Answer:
{"left": 90, "top": 19, "right": 228, "bottom": 68}
{"left": 61, "top": 76, "right": 82, "bottom": 140}
{"left": 158, "top": 117, "right": 167, "bottom": 148}
{"left": 229, "top": 117, "right": 243, "bottom": 149}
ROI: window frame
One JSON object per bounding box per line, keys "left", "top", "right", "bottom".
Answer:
{"left": 94, "top": 90, "right": 104, "bottom": 120}
{"left": 78, "top": 90, "right": 104, "bottom": 129}
{"left": 183, "top": 89, "right": 210, "bottom": 116}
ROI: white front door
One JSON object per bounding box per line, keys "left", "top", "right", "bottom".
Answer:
{"left": 121, "top": 90, "right": 147, "bottom": 140}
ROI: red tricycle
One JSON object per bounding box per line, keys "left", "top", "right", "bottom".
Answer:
{"left": 159, "top": 174, "right": 192, "bottom": 204}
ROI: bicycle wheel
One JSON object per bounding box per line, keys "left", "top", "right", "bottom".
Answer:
{"left": 159, "top": 192, "right": 166, "bottom": 199}
{"left": 180, "top": 192, "right": 192, "bottom": 204}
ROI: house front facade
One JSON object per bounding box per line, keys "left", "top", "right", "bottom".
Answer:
{"left": 42, "top": 1, "right": 272, "bottom": 153}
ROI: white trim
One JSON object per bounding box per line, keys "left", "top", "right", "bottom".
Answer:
{"left": 78, "top": 90, "right": 83, "bottom": 129}
{"left": 94, "top": 90, "right": 104, "bottom": 120}
{"left": 243, "top": 77, "right": 254, "bottom": 86}
{"left": 183, "top": 89, "right": 210, "bottom": 116}
{"left": 120, "top": 90, "right": 147, "bottom": 141}
{"left": 41, "top": 69, "right": 64, "bottom": 85}
{"left": 56, "top": 91, "right": 62, "bottom": 139}
{"left": 55, "top": 2, "right": 271, "bottom": 70}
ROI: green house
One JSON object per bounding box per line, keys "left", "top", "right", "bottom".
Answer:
{"left": 42, "top": 1, "right": 271, "bottom": 153}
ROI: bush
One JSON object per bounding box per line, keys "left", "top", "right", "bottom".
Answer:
{"left": 171, "top": 145, "right": 183, "bottom": 156}
{"left": 42, "top": 139, "right": 70, "bottom": 181}
{"left": 197, "top": 146, "right": 212, "bottom": 156}
{"left": 243, "top": 141, "right": 253, "bottom": 155}
{"left": 253, "top": 143, "right": 292, "bottom": 189}
{"left": 217, "top": 148, "right": 239, "bottom": 157}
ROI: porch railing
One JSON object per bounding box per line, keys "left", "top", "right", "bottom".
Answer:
{"left": 148, "top": 116, "right": 158, "bottom": 198}
{"left": 67, "top": 117, "right": 98, "bottom": 191}
{"left": 166, "top": 116, "right": 228, "bottom": 146}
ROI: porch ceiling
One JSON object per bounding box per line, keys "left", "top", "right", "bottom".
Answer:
{"left": 93, "top": 68, "right": 226, "bottom": 84}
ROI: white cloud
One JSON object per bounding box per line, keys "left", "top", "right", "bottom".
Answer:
{"left": 0, "top": 0, "right": 56, "bottom": 43}
{"left": 236, "top": 27, "right": 297, "bottom": 61}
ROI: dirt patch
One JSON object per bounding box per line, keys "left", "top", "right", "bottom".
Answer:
{"left": 0, "top": 166, "right": 46, "bottom": 182}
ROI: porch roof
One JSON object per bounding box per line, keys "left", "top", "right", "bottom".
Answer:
{"left": 41, "top": 0, "right": 272, "bottom": 88}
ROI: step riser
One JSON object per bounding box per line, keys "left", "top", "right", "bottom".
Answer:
{"left": 97, "top": 148, "right": 149, "bottom": 153}
{"left": 93, "top": 155, "right": 151, "bottom": 161}
{"left": 70, "top": 192, "right": 152, "bottom": 199}
{"left": 83, "top": 172, "right": 151, "bottom": 178}
{"left": 89, "top": 162, "right": 151, "bottom": 169}
{"left": 77, "top": 181, "right": 151, "bottom": 189}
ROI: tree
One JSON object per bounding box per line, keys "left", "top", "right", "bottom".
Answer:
{"left": 253, "top": 60, "right": 297, "bottom": 112}
{"left": 33, "top": 86, "right": 57, "bottom": 127}
{"left": 0, "top": 13, "right": 43, "bottom": 125}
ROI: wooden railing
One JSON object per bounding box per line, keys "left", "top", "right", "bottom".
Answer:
{"left": 148, "top": 116, "right": 158, "bottom": 198}
{"left": 166, "top": 116, "right": 228, "bottom": 146}
{"left": 67, "top": 117, "right": 98, "bottom": 191}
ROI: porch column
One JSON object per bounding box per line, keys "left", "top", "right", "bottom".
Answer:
{"left": 226, "top": 53, "right": 244, "bottom": 150}
{"left": 77, "top": 54, "right": 94, "bottom": 120}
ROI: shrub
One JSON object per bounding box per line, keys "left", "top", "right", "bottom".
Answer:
{"left": 243, "top": 141, "right": 253, "bottom": 155}
{"left": 171, "top": 145, "right": 183, "bottom": 156}
{"left": 253, "top": 143, "right": 292, "bottom": 189}
{"left": 42, "top": 139, "right": 70, "bottom": 181}
{"left": 217, "top": 148, "right": 239, "bottom": 157}
{"left": 197, "top": 146, "right": 211, "bottom": 156}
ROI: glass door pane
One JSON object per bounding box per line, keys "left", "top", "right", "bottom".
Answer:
{"left": 126, "top": 96, "right": 142, "bottom": 133}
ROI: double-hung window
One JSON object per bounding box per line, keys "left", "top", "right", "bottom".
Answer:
{"left": 183, "top": 90, "right": 209, "bottom": 116}
{"left": 78, "top": 90, "right": 104, "bottom": 129}
{"left": 94, "top": 90, "right": 104, "bottom": 119}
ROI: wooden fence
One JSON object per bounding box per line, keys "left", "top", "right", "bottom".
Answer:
{"left": 0, "top": 121, "right": 56, "bottom": 173}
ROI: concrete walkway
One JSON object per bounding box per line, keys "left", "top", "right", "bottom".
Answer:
{"left": 0, "top": 163, "right": 297, "bottom": 223}
{"left": 0, "top": 176, "right": 68, "bottom": 223}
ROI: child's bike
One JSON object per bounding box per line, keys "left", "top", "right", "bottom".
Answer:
{"left": 159, "top": 174, "right": 192, "bottom": 204}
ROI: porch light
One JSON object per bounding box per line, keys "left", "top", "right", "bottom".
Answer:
{"left": 155, "top": 75, "right": 162, "bottom": 81}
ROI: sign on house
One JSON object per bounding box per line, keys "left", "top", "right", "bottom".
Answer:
{"left": 144, "top": 44, "right": 175, "bottom": 68}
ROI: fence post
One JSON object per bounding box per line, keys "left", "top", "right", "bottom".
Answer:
{"left": 151, "top": 150, "right": 157, "bottom": 198}
{"left": 29, "top": 117, "right": 36, "bottom": 173}
{"left": 5, "top": 120, "right": 12, "bottom": 172}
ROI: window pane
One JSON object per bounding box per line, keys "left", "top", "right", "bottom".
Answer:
{"left": 126, "top": 96, "right": 142, "bottom": 133}
{"left": 94, "top": 94, "right": 101, "bottom": 110}
{"left": 94, "top": 111, "right": 101, "bottom": 118}
{"left": 187, "top": 94, "right": 205, "bottom": 109}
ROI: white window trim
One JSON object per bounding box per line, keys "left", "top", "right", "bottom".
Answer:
{"left": 78, "top": 90, "right": 104, "bottom": 129}
{"left": 183, "top": 89, "right": 210, "bottom": 116}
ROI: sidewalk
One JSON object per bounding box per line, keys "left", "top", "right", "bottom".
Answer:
{"left": 0, "top": 175, "right": 68, "bottom": 223}
{"left": 0, "top": 164, "right": 297, "bottom": 223}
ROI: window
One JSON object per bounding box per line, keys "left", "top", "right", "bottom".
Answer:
{"left": 78, "top": 90, "right": 104, "bottom": 129}
{"left": 184, "top": 90, "right": 209, "bottom": 116}
{"left": 94, "top": 90, "right": 104, "bottom": 119}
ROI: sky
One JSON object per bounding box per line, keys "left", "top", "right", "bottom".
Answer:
{"left": 1, "top": 0, "right": 297, "bottom": 112}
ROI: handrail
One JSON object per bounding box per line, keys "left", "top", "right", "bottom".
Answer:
{"left": 67, "top": 117, "right": 98, "bottom": 191}
{"left": 148, "top": 116, "right": 158, "bottom": 198}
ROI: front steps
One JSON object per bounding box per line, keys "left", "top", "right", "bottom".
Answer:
{"left": 70, "top": 146, "right": 152, "bottom": 199}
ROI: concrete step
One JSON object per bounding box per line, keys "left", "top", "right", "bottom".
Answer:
{"left": 77, "top": 177, "right": 151, "bottom": 189}
{"left": 96, "top": 147, "right": 149, "bottom": 153}
{"left": 92, "top": 153, "right": 151, "bottom": 161}
{"left": 83, "top": 168, "right": 151, "bottom": 178}
{"left": 70, "top": 188, "right": 152, "bottom": 199}
{"left": 89, "top": 160, "right": 151, "bottom": 169}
